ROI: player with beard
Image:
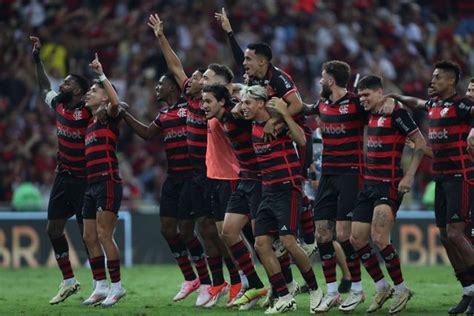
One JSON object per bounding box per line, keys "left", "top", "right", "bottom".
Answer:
{"left": 30, "top": 36, "right": 92, "bottom": 304}
{"left": 80, "top": 54, "right": 126, "bottom": 307}
{"left": 121, "top": 73, "right": 210, "bottom": 303}
{"left": 388, "top": 61, "right": 474, "bottom": 315}
{"left": 148, "top": 13, "right": 230, "bottom": 307}
{"left": 303, "top": 61, "right": 367, "bottom": 312}
{"left": 241, "top": 85, "right": 323, "bottom": 314}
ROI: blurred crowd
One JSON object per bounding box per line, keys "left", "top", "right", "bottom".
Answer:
{"left": 1, "top": 0, "right": 474, "bottom": 211}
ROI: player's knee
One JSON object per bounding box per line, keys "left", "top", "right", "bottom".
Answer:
{"left": 316, "top": 227, "right": 333, "bottom": 243}
{"left": 83, "top": 230, "right": 97, "bottom": 246}
{"left": 336, "top": 230, "right": 350, "bottom": 243}
{"left": 349, "top": 233, "right": 364, "bottom": 250}
{"left": 254, "top": 237, "right": 271, "bottom": 256}
{"left": 220, "top": 227, "right": 236, "bottom": 246}
{"left": 179, "top": 231, "right": 195, "bottom": 244}
{"left": 446, "top": 225, "right": 464, "bottom": 242}
{"left": 160, "top": 226, "right": 178, "bottom": 240}
{"left": 97, "top": 226, "right": 112, "bottom": 244}
{"left": 46, "top": 222, "right": 64, "bottom": 239}
{"left": 279, "top": 235, "right": 297, "bottom": 251}
{"left": 371, "top": 232, "right": 388, "bottom": 249}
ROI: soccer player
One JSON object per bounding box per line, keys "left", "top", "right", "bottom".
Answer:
{"left": 216, "top": 12, "right": 313, "bottom": 301}
{"left": 148, "top": 13, "right": 234, "bottom": 306}
{"left": 81, "top": 54, "right": 126, "bottom": 307}
{"left": 304, "top": 61, "right": 366, "bottom": 312}
{"left": 30, "top": 36, "right": 92, "bottom": 304}
{"left": 388, "top": 61, "right": 474, "bottom": 314}
{"left": 202, "top": 84, "right": 269, "bottom": 309}
{"left": 350, "top": 75, "right": 427, "bottom": 314}
{"left": 241, "top": 85, "right": 323, "bottom": 314}
{"left": 215, "top": 9, "right": 316, "bottom": 257}
{"left": 121, "top": 73, "right": 209, "bottom": 302}
{"left": 467, "top": 78, "right": 474, "bottom": 100}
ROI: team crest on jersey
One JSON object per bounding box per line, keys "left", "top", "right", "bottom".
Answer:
{"left": 440, "top": 107, "right": 449, "bottom": 117}
{"left": 177, "top": 107, "right": 187, "bottom": 118}
{"left": 339, "top": 104, "right": 349, "bottom": 114}
{"left": 377, "top": 116, "right": 386, "bottom": 127}
{"left": 73, "top": 109, "right": 83, "bottom": 120}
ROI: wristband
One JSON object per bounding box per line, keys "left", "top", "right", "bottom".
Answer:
{"left": 99, "top": 74, "right": 107, "bottom": 82}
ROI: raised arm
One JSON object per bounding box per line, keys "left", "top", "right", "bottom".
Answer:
{"left": 268, "top": 97, "right": 306, "bottom": 146}
{"left": 30, "top": 36, "right": 52, "bottom": 97}
{"left": 147, "top": 14, "right": 188, "bottom": 88}
{"left": 89, "top": 53, "right": 120, "bottom": 117}
{"left": 388, "top": 93, "right": 427, "bottom": 110}
{"left": 215, "top": 8, "right": 244, "bottom": 67}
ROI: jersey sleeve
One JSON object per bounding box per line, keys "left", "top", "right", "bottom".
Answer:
{"left": 455, "top": 97, "right": 474, "bottom": 125}
{"left": 45, "top": 90, "right": 58, "bottom": 108}
{"left": 153, "top": 113, "right": 162, "bottom": 128}
{"left": 392, "top": 108, "right": 419, "bottom": 136}
{"left": 272, "top": 71, "right": 298, "bottom": 99}
{"left": 312, "top": 100, "right": 321, "bottom": 115}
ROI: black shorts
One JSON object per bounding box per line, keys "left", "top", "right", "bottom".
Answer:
{"left": 254, "top": 188, "right": 302, "bottom": 237}
{"left": 160, "top": 176, "right": 194, "bottom": 219}
{"left": 190, "top": 171, "right": 213, "bottom": 218}
{"left": 313, "top": 174, "right": 362, "bottom": 222}
{"left": 298, "top": 135, "right": 314, "bottom": 179}
{"left": 352, "top": 181, "right": 403, "bottom": 224}
{"left": 226, "top": 179, "right": 262, "bottom": 219}
{"left": 48, "top": 173, "right": 87, "bottom": 222}
{"left": 210, "top": 179, "right": 238, "bottom": 221}
{"left": 82, "top": 180, "right": 123, "bottom": 219}
{"left": 434, "top": 179, "right": 473, "bottom": 228}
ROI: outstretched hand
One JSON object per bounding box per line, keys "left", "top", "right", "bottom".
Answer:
{"left": 89, "top": 53, "right": 104, "bottom": 75}
{"left": 147, "top": 13, "right": 164, "bottom": 38}
{"left": 214, "top": 8, "right": 232, "bottom": 33}
{"left": 29, "top": 36, "right": 41, "bottom": 60}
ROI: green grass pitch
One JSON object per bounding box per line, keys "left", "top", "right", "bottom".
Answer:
{"left": 0, "top": 264, "right": 460, "bottom": 315}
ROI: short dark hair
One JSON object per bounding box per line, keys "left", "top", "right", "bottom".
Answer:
{"left": 470, "top": 78, "right": 474, "bottom": 83}
{"left": 322, "top": 60, "right": 351, "bottom": 87}
{"left": 162, "top": 72, "right": 180, "bottom": 91}
{"left": 202, "top": 84, "right": 233, "bottom": 107}
{"left": 434, "top": 60, "right": 461, "bottom": 84}
{"left": 207, "top": 63, "right": 234, "bottom": 84}
{"left": 358, "top": 75, "right": 384, "bottom": 90}
{"left": 196, "top": 67, "right": 207, "bottom": 75}
{"left": 70, "top": 74, "right": 89, "bottom": 95}
{"left": 247, "top": 42, "right": 272, "bottom": 61}
{"left": 92, "top": 79, "right": 118, "bottom": 93}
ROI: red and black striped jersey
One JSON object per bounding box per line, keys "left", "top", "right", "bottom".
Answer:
{"left": 182, "top": 79, "right": 207, "bottom": 169}
{"left": 50, "top": 96, "right": 92, "bottom": 178}
{"left": 251, "top": 121, "right": 302, "bottom": 191}
{"left": 248, "top": 63, "right": 310, "bottom": 135}
{"left": 153, "top": 98, "right": 193, "bottom": 178}
{"left": 85, "top": 116, "right": 122, "bottom": 183}
{"left": 313, "top": 92, "right": 366, "bottom": 175}
{"left": 426, "top": 95, "right": 474, "bottom": 181}
{"left": 221, "top": 111, "right": 261, "bottom": 180}
{"left": 364, "top": 106, "right": 419, "bottom": 182}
